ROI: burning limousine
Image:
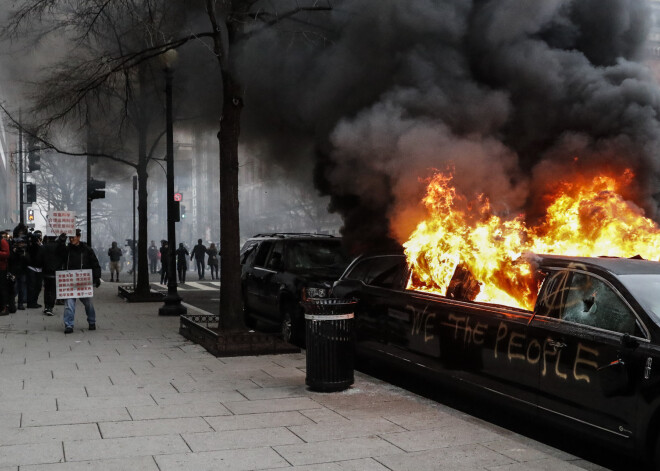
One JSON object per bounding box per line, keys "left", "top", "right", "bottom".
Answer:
{"left": 332, "top": 252, "right": 660, "bottom": 467}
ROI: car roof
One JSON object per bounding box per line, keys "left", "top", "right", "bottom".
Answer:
{"left": 248, "top": 233, "right": 339, "bottom": 240}
{"left": 534, "top": 254, "right": 660, "bottom": 275}
{"left": 353, "top": 252, "right": 660, "bottom": 276}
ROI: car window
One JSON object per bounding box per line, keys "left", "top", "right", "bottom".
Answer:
{"left": 344, "top": 256, "right": 406, "bottom": 289}
{"left": 284, "top": 240, "right": 349, "bottom": 271}
{"left": 538, "top": 270, "right": 637, "bottom": 335}
{"left": 619, "top": 274, "right": 660, "bottom": 325}
{"left": 368, "top": 257, "right": 407, "bottom": 288}
{"left": 253, "top": 241, "right": 273, "bottom": 267}
{"left": 240, "top": 241, "right": 259, "bottom": 265}
{"left": 265, "top": 241, "right": 285, "bottom": 270}
{"left": 345, "top": 259, "right": 372, "bottom": 281}
{"left": 535, "top": 271, "right": 569, "bottom": 318}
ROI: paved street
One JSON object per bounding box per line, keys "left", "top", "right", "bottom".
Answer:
{"left": 0, "top": 280, "right": 611, "bottom": 470}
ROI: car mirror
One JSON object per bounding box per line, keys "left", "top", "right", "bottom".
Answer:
{"left": 621, "top": 333, "right": 639, "bottom": 350}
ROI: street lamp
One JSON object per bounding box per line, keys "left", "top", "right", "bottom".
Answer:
{"left": 159, "top": 49, "right": 187, "bottom": 317}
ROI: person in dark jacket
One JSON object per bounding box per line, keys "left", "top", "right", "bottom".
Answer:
{"left": 107, "top": 241, "right": 123, "bottom": 282}
{"left": 207, "top": 243, "right": 219, "bottom": 280}
{"left": 190, "top": 239, "right": 207, "bottom": 280}
{"left": 159, "top": 240, "right": 169, "bottom": 285}
{"left": 62, "top": 229, "right": 101, "bottom": 334}
{"left": 0, "top": 230, "right": 10, "bottom": 315}
{"left": 26, "top": 230, "right": 44, "bottom": 309}
{"left": 175, "top": 243, "right": 189, "bottom": 284}
{"left": 148, "top": 240, "right": 159, "bottom": 274}
{"left": 10, "top": 223, "right": 29, "bottom": 310}
{"left": 42, "top": 234, "right": 67, "bottom": 316}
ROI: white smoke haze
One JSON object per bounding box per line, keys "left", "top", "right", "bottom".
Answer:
{"left": 237, "top": 0, "right": 660, "bottom": 251}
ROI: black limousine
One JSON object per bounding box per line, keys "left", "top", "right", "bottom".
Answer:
{"left": 331, "top": 253, "right": 660, "bottom": 468}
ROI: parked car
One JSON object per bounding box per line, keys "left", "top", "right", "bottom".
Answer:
{"left": 240, "top": 233, "right": 351, "bottom": 344}
{"left": 332, "top": 252, "right": 660, "bottom": 468}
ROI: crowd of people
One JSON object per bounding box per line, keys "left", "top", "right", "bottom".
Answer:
{"left": 0, "top": 226, "right": 220, "bottom": 332}
{"left": 0, "top": 223, "right": 101, "bottom": 334}
{"left": 154, "top": 238, "right": 220, "bottom": 285}
{"left": 96, "top": 238, "right": 220, "bottom": 286}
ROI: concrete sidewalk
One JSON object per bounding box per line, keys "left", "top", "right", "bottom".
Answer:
{"left": 0, "top": 281, "right": 606, "bottom": 471}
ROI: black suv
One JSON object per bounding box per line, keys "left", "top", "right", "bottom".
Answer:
{"left": 240, "top": 233, "right": 351, "bottom": 344}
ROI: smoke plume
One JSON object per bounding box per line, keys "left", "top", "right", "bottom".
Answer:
{"left": 238, "top": 1, "right": 659, "bottom": 251}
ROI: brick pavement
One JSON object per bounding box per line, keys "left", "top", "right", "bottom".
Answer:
{"left": 0, "top": 280, "right": 609, "bottom": 470}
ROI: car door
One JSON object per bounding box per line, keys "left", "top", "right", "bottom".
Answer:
{"left": 425, "top": 297, "right": 538, "bottom": 405}
{"left": 529, "top": 268, "right": 647, "bottom": 441}
{"left": 256, "top": 240, "right": 285, "bottom": 319}
{"left": 335, "top": 256, "right": 405, "bottom": 351}
{"left": 243, "top": 240, "right": 274, "bottom": 314}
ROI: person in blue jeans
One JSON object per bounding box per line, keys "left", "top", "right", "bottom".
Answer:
{"left": 190, "top": 239, "right": 207, "bottom": 280}
{"left": 62, "top": 229, "right": 101, "bottom": 334}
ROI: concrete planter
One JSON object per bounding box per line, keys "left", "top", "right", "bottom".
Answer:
{"left": 180, "top": 314, "right": 300, "bottom": 357}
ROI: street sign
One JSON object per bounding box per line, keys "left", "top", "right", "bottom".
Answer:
{"left": 174, "top": 192, "right": 182, "bottom": 202}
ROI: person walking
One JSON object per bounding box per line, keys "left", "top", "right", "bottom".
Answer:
{"left": 190, "top": 239, "right": 207, "bottom": 280}
{"left": 159, "top": 240, "right": 169, "bottom": 285}
{"left": 0, "top": 231, "right": 10, "bottom": 315}
{"left": 62, "top": 229, "right": 101, "bottom": 334}
{"left": 26, "top": 230, "right": 44, "bottom": 309}
{"left": 148, "top": 240, "right": 159, "bottom": 274}
{"left": 42, "top": 234, "right": 67, "bottom": 316}
{"left": 175, "top": 243, "right": 189, "bottom": 284}
{"left": 207, "top": 242, "right": 219, "bottom": 280}
{"left": 107, "top": 241, "right": 123, "bottom": 282}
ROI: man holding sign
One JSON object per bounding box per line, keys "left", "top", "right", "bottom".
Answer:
{"left": 59, "top": 229, "right": 101, "bottom": 334}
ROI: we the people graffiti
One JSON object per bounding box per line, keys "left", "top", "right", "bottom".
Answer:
{"left": 406, "top": 303, "right": 600, "bottom": 384}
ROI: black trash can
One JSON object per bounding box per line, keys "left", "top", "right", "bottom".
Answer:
{"left": 302, "top": 298, "right": 357, "bottom": 392}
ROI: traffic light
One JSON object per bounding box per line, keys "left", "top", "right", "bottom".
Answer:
{"left": 25, "top": 183, "right": 36, "bottom": 203}
{"left": 88, "top": 179, "right": 106, "bottom": 200}
{"left": 174, "top": 200, "right": 180, "bottom": 222}
{"left": 181, "top": 204, "right": 186, "bottom": 219}
{"left": 27, "top": 137, "right": 41, "bottom": 172}
{"left": 27, "top": 209, "right": 34, "bottom": 221}
{"left": 27, "top": 152, "right": 41, "bottom": 172}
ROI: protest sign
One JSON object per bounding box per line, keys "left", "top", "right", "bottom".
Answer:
{"left": 47, "top": 211, "right": 76, "bottom": 236}
{"left": 56, "top": 269, "right": 94, "bottom": 299}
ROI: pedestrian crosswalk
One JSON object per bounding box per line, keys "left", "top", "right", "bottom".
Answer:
{"left": 151, "top": 281, "right": 220, "bottom": 291}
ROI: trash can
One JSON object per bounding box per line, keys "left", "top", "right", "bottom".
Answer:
{"left": 302, "top": 298, "right": 357, "bottom": 392}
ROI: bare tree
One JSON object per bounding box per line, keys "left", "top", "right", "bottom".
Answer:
{"left": 2, "top": 1, "right": 186, "bottom": 297}
{"left": 3, "top": 0, "right": 333, "bottom": 332}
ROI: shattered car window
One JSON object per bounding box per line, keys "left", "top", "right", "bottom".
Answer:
{"left": 562, "top": 273, "right": 636, "bottom": 335}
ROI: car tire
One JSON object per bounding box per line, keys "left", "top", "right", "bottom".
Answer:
{"left": 242, "top": 295, "right": 256, "bottom": 329}
{"left": 281, "top": 307, "right": 302, "bottom": 346}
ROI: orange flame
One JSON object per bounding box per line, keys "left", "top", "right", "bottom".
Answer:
{"left": 404, "top": 169, "right": 660, "bottom": 310}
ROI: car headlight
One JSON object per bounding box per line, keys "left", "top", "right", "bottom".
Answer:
{"left": 304, "top": 287, "right": 328, "bottom": 299}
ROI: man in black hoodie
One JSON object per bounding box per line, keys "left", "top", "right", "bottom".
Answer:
{"left": 62, "top": 229, "right": 101, "bottom": 334}
{"left": 42, "top": 234, "right": 67, "bottom": 316}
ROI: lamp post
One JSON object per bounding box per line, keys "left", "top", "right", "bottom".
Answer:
{"left": 159, "top": 49, "right": 187, "bottom": 317}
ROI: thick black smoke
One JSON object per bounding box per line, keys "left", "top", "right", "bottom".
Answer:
{"left": 237, "top": 0, "right": 660, "bottom": 252}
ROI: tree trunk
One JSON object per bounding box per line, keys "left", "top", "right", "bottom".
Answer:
{"left": 219, "top": 71, "right": 245, "bottom": 332}
{"left": 134, "top": 62, "right": 152, "bottom": 296}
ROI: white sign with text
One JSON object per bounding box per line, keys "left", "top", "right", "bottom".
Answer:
{"left": 56, "top": 269, "right": 94, "bottom": 299}
{"left": 47, "top": 211, "right": 76, "bottom": 236}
